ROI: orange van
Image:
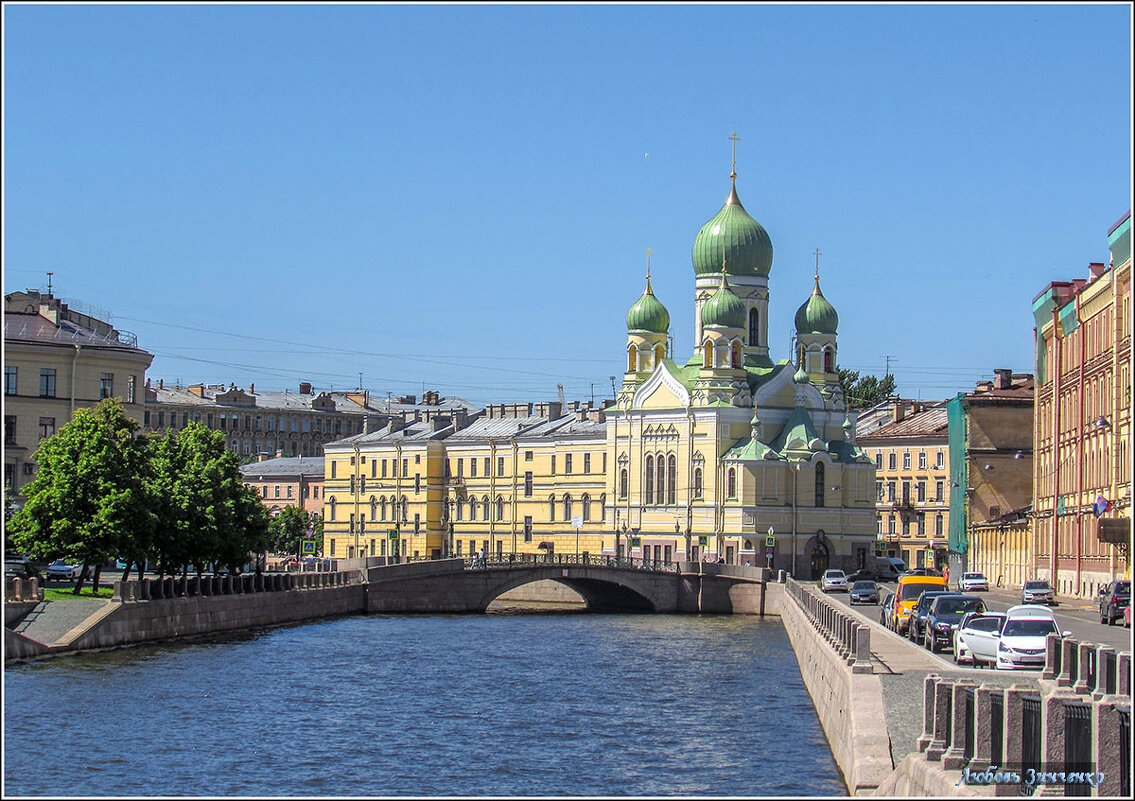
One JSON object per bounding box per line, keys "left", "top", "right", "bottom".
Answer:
{"left": 892, "top": 574, "right": 948, "bottom": 634}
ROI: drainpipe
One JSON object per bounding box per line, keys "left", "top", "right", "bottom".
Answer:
{"left": 1076, "top": 298, "right": 1086, "bottom": 596}
{"left": 70, "top": 344, "right": 81, "bottom": 414}
{"left": 1050, "top": 307, "right": 1062, "bottom": 588}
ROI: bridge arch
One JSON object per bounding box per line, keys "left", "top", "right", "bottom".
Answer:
{"left": 475, "top": 567, "right": 664, "bottom": 612}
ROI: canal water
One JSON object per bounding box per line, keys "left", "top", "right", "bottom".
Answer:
{"left": 4, "top": 614, "right": 845, "bottom": 797}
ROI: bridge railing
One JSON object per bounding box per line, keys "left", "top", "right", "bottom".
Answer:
{"left": 784, "top": 577, "right": 872, "bottom": 674}
{"left": 433, "top": 552, "right": 682, "bottom": 571}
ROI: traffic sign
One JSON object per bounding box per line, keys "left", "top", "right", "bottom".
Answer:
{"left": 571, "top": 515, "right": 583, "bottom": 530}
{"left": 388, "top": 528, "right": 400, "bottom": 541}
{"left": 765, "top": 535, "right": 776, "bottom": 548}
{"left": 630, "top": 536, "right": 642, "bottom": 548}
{"left": 300, "top": 539, "right": 316, "bottom": 554}
{"left": 698, "top": 535, "right": 708, "bottom": 547}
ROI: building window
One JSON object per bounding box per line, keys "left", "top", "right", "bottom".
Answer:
{"left": 39, "top": 369, "right": 56, "bottom": 398}
{"left": 470, "top": 458, "right": 477, "bottom": 478}
{"left": 619, "top": 469, "right": 628, "bottom": 499}
{"left": 525, "top": 451, "right": 533, "bottom": 462}
{"left": 935, "top": 480, "right": 944, "bottom": 501}
{"left": 38, "top": 417, "right": 55, "bottom": 440}
{"left": 935, "top": 451, "right": 945, "bottom": 469}
{"left": 4, "top": 416, "right": 17, "bottom": 445}
{"left": 274, "top": 485, "right": 281, "bottom": 499}
{"left": 4, "top": 366, "right": 16, "bottom": 396}
{"left": 402, "top": 459, "right": 408, "bottom": 477}
{"left": 887, "top": 480, "right": 896, "bottom": 502}
{"left": 902, "top": 451, "right": 911, "bottom": 470}
{"left": 414, "top": 474, "right": 421, "bottom": 494}
{"left": 918, "top": 451, "right": 927, "bottom": 469}
{"left": 524, "top": 471, "right": 533, "bottom": 497}
{"left": 727, "top": 468, "right": 737, "bottom": 499}
{"left": 565, "top": 454, "right": 573, "bottom": 474}
{"left": 693, "top": 468, "right": 703, "bottom": 499}
{"left": 497, "top": 456, "right": 505, "bottom": 476}
{"left": 916, "top": 480, "right": 926, "bottom": 502}
{"left": 887, "top": 514, "right": 895, "bottom": 535}
{"left": 583, "top": 453, "right": 591, "bottom": 473}
{"left": 645, "top": 456, "right": 654, "bottom": 504}
{"left": 874, "top": 452, "right": 882, "bottom": 469}
{"left": 563, "top": 494, "right": 572, "bottom": 521}
{"left": 330, "top": 539, "right": 336, "bottom": 557}
{"left": 581, "top": 494, "right": 591, "bottom": 522}
{"left": 935, "top": 513, "right": 944, "bottom": 537}
{"left": 495, "top": 496, "right": 504, "bottom": 521}
{"left": 917, "top": 513, "right": 926, "bottom": 537}
{"left": 815, "top": 462, "right": 825, "bottom": 507}
{"left": 329, "top": 498, "right": 336, "bottom": 521}
{"left": 667, "top": 456, "right": 676, "bottom": 505}
{"left": 482, "top": 457, "right": 488, "bottom": 475}
{"left": 748, "top": 308, "right": 759, "bottom": 347}
{"left": 286, "top": 486, "right": 293, "bottom": 499}
{"left": 551, "top": 455, "right": 556, "bottom": 475}
{"left": 524, "top": 516, "right": 533, "bottom": 542}
{"left": 887, "top": 452, "right": 896, "bottom": 471}
{"left": 99, "top": 373, "right": 114, "bottom": 399}
{"left": 548, "top": 496, "right": 555, "bottom": 521}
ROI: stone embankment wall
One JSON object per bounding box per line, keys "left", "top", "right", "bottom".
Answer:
{"left": 777, "top": 579, "right": 892, "bottom": 796}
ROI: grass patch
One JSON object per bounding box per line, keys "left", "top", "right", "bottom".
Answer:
{"left": 43, "top": 586, "right": 115, "bottom": 600}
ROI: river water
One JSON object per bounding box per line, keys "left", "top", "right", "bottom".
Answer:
{"left": 4, "top": 613, "right": 845, "bottom": 797}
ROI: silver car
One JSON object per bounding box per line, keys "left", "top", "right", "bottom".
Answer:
{"left": 1021, "top": 579, "right": 1055, "bottom": 605}
{"left": 819, "top": 569, "right": 848, "bottom": 593}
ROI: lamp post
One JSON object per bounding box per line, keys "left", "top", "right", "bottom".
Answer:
{"left": 791, "top": 462, "right": 800, "bottom": 577}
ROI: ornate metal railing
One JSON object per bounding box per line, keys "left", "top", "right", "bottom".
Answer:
{"left": 387, "top": 552, "right": 679, "bottom": 571}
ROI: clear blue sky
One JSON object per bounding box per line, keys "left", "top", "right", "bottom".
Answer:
{"left": 4, "top": 3, "right": 1131, "bottom": 407}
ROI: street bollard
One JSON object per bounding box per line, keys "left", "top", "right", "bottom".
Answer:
{"left": 851, "top": 625, "right": 872, "bottom": 674}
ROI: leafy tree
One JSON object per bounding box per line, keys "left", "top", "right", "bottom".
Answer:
{"left": 839, "top": 368, "right": 897, "bottom": 409}
{"left": 150, "top": 423, "right": 271, "bottom": 578}
{"left": 7, "top": 399, "right": 155, "bottom": 594}
{"left": 267, "top": 505, "right": 314, "bottom": 556}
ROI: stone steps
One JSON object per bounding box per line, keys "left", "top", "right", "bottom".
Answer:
{"left": 13, "top": 598, "right": 109, "bottom": 645}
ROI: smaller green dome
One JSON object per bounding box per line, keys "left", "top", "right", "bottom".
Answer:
{"left": 794, "top": 278, "right": 839, "bottom": 334}
{"left": 626, "top": 277, "right": 670, "bottom": 333}
{"left": 701, "top": 272, "right": 746, "bottom": 329}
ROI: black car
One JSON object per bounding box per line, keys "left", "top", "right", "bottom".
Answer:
{"left": 1098, "top": 580, "right": 1130, "bottom": 626}
{"left": 922, "top": 594, "right": 985, "bottom": 653}
{"left": 847, "top": 569, "right": 889, "bottom": 584}
{"left": 908, "top": 591, "right": 959, "bottom": 645}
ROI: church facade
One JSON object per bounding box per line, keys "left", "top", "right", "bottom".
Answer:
{"left": 322, "top": 159, "right": 877, "bottom": 578}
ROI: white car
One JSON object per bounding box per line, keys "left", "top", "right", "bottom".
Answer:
{"left": 995, "top": 605, "right": 1068, "bottom": 670}
{"left": 46, "top": 559, "right": 80, "bottom": 581}
{"left": 819, "top": 569, "right": 848, "bottom": 593}
{"left": 958, "top": 572, "right": 989, "bottom": 592}
{"left": 953, "top": 611, "right": 1006, "bottom": 666}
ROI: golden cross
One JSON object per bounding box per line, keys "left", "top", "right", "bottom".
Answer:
{"left": 813, "top": 247, "right": 823, "bottom": 280}
{"left": 729, "top": 131, "right": 740, "bottom": 178}
{"left": 646, "top": 247, "right": 653, "bottom": 280}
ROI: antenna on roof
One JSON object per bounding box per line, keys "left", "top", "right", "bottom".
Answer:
{"left": 46, "top": 272, "right": 54, "bottom": 295}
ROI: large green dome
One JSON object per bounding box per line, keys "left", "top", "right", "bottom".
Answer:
{"left": 794, "top": 278, "right": 839, "bottom": 334}
{"left": 701, "top": 273, "right": 746, "bottom": 329}
{"left": 626, "top": 278, "right": 670, "bottom": 333}
{"left": 692, "top": 180, "right": 773, "bottom": 278}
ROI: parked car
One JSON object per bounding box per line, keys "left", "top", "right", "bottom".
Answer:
{"left": 880, "top": 557, "right": 908, "bottom": 580}
{"left": 995, "top": 605, "right": 1068, "bottom": 670}
{"left": 46, "top": 559, "right": 80, "bottom": 581}
{"left": 879, "top": 592, "right": 896, "bottom": 627}
{"left": 923, "top": 595, "right": 985, "bottom": 653}
{"left": 819, "top": 569, "right": 849, "bottom": 593}
{"left": 5, "top": 561, "right": 39, "bottom": 579}
{"left": 905, "top": 567, "right": 943, "bottom": 577}
{"left": 1021, "top": 579, "right": 1056, "bottom": 605}
{"left": 958, "top": 572, "right": 989, "bottom": 592}
{"left": 892, "top": 574, "right": 949, "bottom": 635}
{"left": 908, "top": 591, "right": 958, "bottom": 644}
{"left": 954, "top": 611, "right": 1007, "bottom": 667}
{"left": 849, "top": 581, "right": 880, "bottom": 605}
{"left": 1097, "top": 580, "right": 1130, "bottom": 626}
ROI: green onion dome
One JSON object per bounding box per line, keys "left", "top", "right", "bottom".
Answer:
{"left": 701, "top": 272, "right": 746, "bottom": 330}
{"left": 692, "top": 179, "right": 773, "bottom": 278}
{"left": 794, "top": 277, "right": 839, "bottom": 334}
{"left": 626, "top": 277, "right": 670, "bottom": 333}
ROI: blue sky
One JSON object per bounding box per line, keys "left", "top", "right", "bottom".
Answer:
{"left": 4, "top": 3, "right": 1131, "bottom": 407}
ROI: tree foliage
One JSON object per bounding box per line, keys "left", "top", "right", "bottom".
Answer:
{"left": 839, "top": 368, "right": 898, "bottom": 409}
{"left": 8, "top": 401, "right": 272, "bottom": 585}
{"left": 266, "top": 505, "right": 316, "bottom": 555}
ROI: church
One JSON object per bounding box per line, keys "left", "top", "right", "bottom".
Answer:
{"left": 321, "top": 150, "right": 878, "bottom": 579}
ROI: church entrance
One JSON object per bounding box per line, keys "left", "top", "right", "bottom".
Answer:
{"left": 809, "top": 540, "right": 830, "bottom": 580}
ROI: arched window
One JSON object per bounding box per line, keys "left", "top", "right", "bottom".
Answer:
{"left": 548, "top": 495, "right": 556, "bottom": 521}
{"left": 628, "top": 344, "right": 638, "bottom": 372}
{"left": 495, "top": 496, "right": 504, "bottom": 521}
{"left": 645, "top": 456, "right": 654, "bottom": 504}
{"left": 482, "top": 496, "right": 490, "bottom": 521}
{"left": 823, "top": 347, "right": 834, "bottom": 373}
{"left": 703, "top": 340, "right": 713, "bottom": 368}
{"left": 693, "top": 467, "right": 703, "bottom": 499}
{"left": 727, "top": 468, "right": 737, "bottom": 498}
{"left": 599, "top": 494, "right": 606, "bottom": 522}
{"left": 582, "top": 493, "right": 591, "bottom": 522}
{"left": 469, "top": 497, "right": 478, "bottom": 521}
{"left": 370, "top": 497, "right": 376, "bottom": 519}
{"left": 379, "top": 497, "right": 386, "bottom": 521}
{"left": 619, "top": 468, "right": 628, "bottom": 499}
{"left": 329, "top": 497, "right": 336, "bottom": 521}
{"left": 656, "top": 456, "right": 665, "bottom": 506}
{"left": 456, "top": 499, "right": 464, "bottom": 521}
{"left": 563, "top": 494, "right": 573, "bottom": 521}
{"left": 654, "top": 344, "right": 665, "bottom": 365}
{"left": 667, "top": 455, "right": 677, "bottom": 505}
{"left": 400, "top": 497, "right": 408, "bottom": 523}
{"left": 815, "top": 462, "right": 826, "bottom": 507}
{"left": 731, "top": 341, "right": 742, "bottom": 368}
{"left": 748, "top": 308, "right": 759, "bottom": 346}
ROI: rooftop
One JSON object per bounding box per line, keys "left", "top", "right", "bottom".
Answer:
{"left": 238, "top": 456, "right": 326, "bottom": 479}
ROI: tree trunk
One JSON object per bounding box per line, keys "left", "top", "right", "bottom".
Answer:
{"left": 181, "top": 564, "right": 188, "bottom": 580}
{"left": 73, "top": 563, "right": 90, "bottom": 595}
{"left": 120, "top": 562, "right": 132, "bottom": 582}
{"left": 91, "top": 564, "right": 103, "bottom": 592}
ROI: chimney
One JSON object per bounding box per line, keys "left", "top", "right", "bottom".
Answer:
{"left": 299, "top": 381, "right": 312, "bottom": 395}
{"left": 993, "top": 368, "right": 1012, "bottom": 390}
{"left": 188, "top": 384, "right": 206, "bottom": 398}
{"left": 430, "top": 415, "right": 450, "bottom": 432}
{"left": 1088, "top": 261, "right": 1107, "bottom": 280}
{"left": 249, "top": 383, "right": 255, "bottom": 394}
{"left": 892, "top": 402, "right": 906, "bottom": 423}
{"left": 386, "top": 418, "right": 405, "bottom": 434}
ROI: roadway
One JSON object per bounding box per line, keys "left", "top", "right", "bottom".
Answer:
{"left": 820, "top": 581, "right": 1131, "bottom": 675}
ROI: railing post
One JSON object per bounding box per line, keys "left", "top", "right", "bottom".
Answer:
{"left": 917, "top": 674, "right": 941, "bottom": 752}
{"left": 1072, "top": 641, "right": 1095, "bottom": 695}
{"left": 1092, "top": 647, "right": 1117, "bottom": 701}
{"left": 995, "top": 685, "right": 1036, "bottom": 797}
{"left": 1117, "top": 652, "right": 1131, "bottom": 697}
{"left": 972, "top": 684, "right": 1004, "bottom": 772}
{"left": 926, "top": 678, "right": 955, "bottom": 761}
{"left": 112, "top": 580, "right": 126, "bottom": 603}
{"left": 852, "top": 625, "right": 872, "bottom": 673}
{"left": 1043, "top": 694, "right": 1091, "bottom": 796}
{"left": 1057, "top": 637, "right": 1079, "bottom": 688}
{"left": 1093, "top": 701, "right": 1128, "bottom": 797}
{"left": 1042, "top": 632, "right": 1061, "bottom": 680}
{"left": 943, "top": 680, "right": 977, "bottom": 769}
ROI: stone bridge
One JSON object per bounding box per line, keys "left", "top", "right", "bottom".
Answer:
{"left": 364, "top": 556, "right": 771, "bottom": 615}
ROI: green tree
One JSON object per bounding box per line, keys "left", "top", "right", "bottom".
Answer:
{"left": 839, "top": 368, "right": 897, "bottom": 409}
{"left": 150, "top": 423, "right": 271, "bottom": 578}
{"left": 266, "top": 505, "right": 313, "bottom": 556}
{"left": 7, "top": 399, "right": 155, "bottom": 594}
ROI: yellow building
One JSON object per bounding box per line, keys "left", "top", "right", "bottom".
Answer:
{"left": 323, "top": 158, "right": 878, "bottom": 576}
{"left": 1030, "top": 209, "right": 1131, "bottom": 598}
{"left": 857, "top": 402, "right": 951, "bottom": 570}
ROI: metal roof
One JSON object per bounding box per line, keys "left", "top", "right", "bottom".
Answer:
{"left": 239, "top": 456, "right": 326, "bottom": 479}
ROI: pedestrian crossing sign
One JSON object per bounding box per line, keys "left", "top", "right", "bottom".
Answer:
{"left": 698, "top": 535, "right": 708, "bottom": 546}
{"left": 630, "top": 536, "right": 642, "bottom": 548}
{"left": 389, "top": 528, "right": 399, "bottom": 541}
{"left": 301, "top": 540, "right": 316, "bottom": 554}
